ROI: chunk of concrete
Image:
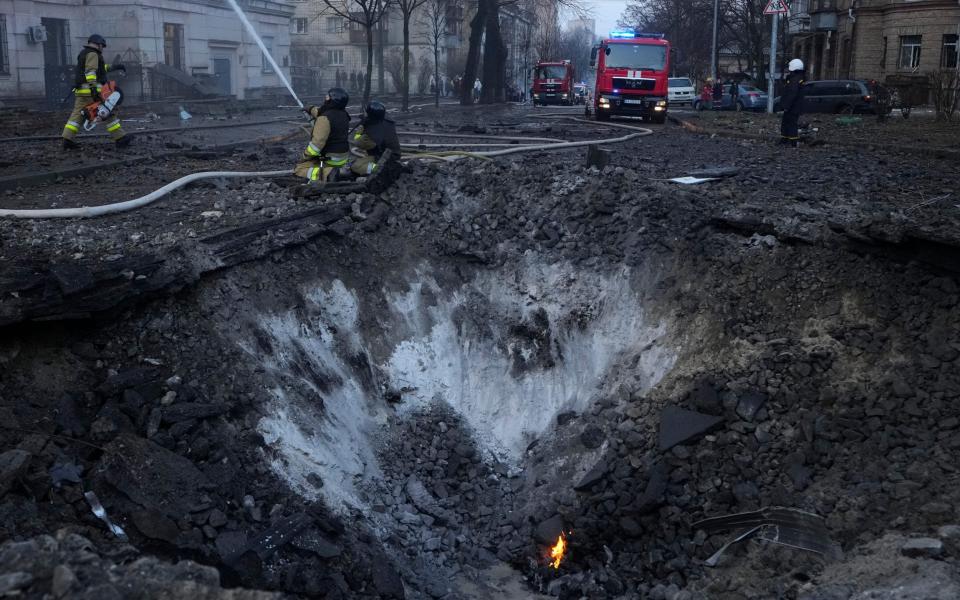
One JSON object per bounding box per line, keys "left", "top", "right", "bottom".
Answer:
{"left": 534, "top": 514, "right": 564, "bottom": 545}
{"left": 0, "top": 449, "right": 31, "bottom": 496}
{"left": 573, "top": 457, "right": 609, "bottom": 491}
{"left": 901, "top": 537, "right": 944, "bottom": 559}
{"left": 658, "top": 406, "right": 724, "bottom": 451}
{"left": 736, "top": 391, "right": 768, "bottom": 421}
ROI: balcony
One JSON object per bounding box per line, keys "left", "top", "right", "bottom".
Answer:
{"left": 810, "top": 11, "right": 837, "bottom": 30}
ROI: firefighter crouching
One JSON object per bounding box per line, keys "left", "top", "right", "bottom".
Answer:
{"left": 62, "top": 35, "right": 129, "bottom": 149}
{"left": 295, "top": 88, "right": 351, "bottom": 183}
{"left": 351, "top": 101, "right": 401, "bottom": 177}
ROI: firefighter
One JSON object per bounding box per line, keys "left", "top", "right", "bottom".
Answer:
{"left": 350, "top": 101, "right": 401, "bottom": 177}
{"left": 780, "top": 58, "right": 807, "bottom": 146}
{"left": 61, "top": 35, "right": 129, "bottom": 149}
{"left": 294, "top": 87, "right": 351, "bottom": 183}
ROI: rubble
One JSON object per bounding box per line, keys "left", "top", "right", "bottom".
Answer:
{"left": 1, "top": 103, "right": 960, "bottom": 599}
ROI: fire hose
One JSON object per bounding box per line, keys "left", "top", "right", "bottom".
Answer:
{"left": 0, "top": 117, "right": 653, "bottom": 219}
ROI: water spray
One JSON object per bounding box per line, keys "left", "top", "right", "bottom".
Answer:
{"left": 225, "top": 0, "right": 304, "bottom": 110}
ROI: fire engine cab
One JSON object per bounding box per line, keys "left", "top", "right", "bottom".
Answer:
{"left": 590, "top": 30, "right": 671, "bottom": 123}
{"left": 532, "top": 60, "right": 575, "bottom": 106}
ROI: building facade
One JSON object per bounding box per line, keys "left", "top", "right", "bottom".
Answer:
{"left": 289, "top": 0, "right": 464, "bottom": 97}
{"left": 0, "top": 0, "right": 294, "bottom": 103}
{"left": 789, "top": 0, "right": 959, "bottom": 82}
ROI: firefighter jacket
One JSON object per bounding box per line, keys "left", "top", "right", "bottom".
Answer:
{"left": 353, "top": 118, "right": 401, "bottom": 159}
{"left": 780, "top": 71, "right": 806, "bottom": 115}
{"left": 303, "top": 106, "right": 350, "bottom": 160}
{"left": 74, "top": 47, "right": 114, "bottom": 96}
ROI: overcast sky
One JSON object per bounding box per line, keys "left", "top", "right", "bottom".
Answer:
{"left": 564, "top": 0, "right": 631, "bottom": 38}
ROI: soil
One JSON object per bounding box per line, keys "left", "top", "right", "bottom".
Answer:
{"left": 1, "top": 102, "right": 959, "bottom": 599}
{"left": 680, "top": 108, "right": 960, "bottom": 153}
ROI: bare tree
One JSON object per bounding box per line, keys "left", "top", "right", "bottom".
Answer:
{"left": 929, "top": 69, "right": 960, "bottom": 121}
{"left": 321, "top": 0, "right": 390, "bottom": 105}
{"left": 384, "top": 47, "right": 407, "bottom": 92}
{"left": 419, "top": 0, "right": 448, "bottom": 106}
{"left": 394, "top": 0, "right": 431, "bottom": 110}
{"left": 619, "top": 0, "right": 714, "bottom": 79}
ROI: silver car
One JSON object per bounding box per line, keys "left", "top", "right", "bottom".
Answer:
{"left": 668, "top": 77, "right": 696, "bottom": 107}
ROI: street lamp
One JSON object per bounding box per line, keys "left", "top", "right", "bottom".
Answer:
{"left": 710, "top": 0, "right": 719, "bottom": 80}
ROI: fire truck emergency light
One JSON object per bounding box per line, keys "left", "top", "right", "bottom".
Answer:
{"left": 609, "top": 30, "right": 636, "bottom": 38}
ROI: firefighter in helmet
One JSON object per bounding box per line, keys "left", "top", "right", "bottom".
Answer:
{"left": 62, "top": 35, "right": 129, "bottom": 149}
{"left": 295, "top": 88, "right": 351, "bottom": 183}
{"left": 350, "top": 100, "right": 401, "bottom": 177}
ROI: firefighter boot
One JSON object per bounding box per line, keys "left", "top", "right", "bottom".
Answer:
{"left": 63, "top": 139, "right": 81, "bottom": 150}
{"left": 115, "top": 135, "right": 132, "bottom": 149}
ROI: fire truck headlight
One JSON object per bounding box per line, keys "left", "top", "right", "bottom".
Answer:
{"left": 656, "top": 100, "right": 667, "bottom": 107}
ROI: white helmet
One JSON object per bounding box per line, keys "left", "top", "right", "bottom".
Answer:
{"left": 788, "top": 58, "right": 804, "bottom": 72}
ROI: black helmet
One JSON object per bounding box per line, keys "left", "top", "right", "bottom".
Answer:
{"left": 326, "top": 87, "right": 349, "bottom": 110}
{"left": 365, "top": 101, "right": 386, "bottom": 123}
{"left": 87, "top": 34, "right": 107, "bottom": 47}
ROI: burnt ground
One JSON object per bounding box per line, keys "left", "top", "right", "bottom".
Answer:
{"left": 678, "top": 108, "right": 960, "bottom": 157}
{"left": 1, "top": 101, "right": 960, "bottom": 600}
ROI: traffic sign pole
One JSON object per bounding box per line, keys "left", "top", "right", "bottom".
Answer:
{"left": 767, "top": 12, "right": 778, "bottom": 113}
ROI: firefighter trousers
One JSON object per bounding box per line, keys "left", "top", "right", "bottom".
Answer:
{"left": 350, "top": 154, "right": 378, "bottom": 176}
{"left": 62, "top": 94, "right": 126, "bottom": 142}
{"left": 294, "top": 153, "right": 350, "bottom": 182}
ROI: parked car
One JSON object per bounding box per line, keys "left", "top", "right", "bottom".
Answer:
{"left": 773, "top": 80, "right": 878, "bottom": 114}
{"left": 668, "top": 77, "right": 696, "bottom": 106}
{"left": 573, "top": 83, "right": 588, "bottom": 105}
{"left": 693, "top": 84, "right": 769, "bottom": 111}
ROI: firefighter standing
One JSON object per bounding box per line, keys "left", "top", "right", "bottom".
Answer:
{"left": 350, "top": 101, "right": 400, "bottom": 177}
{"left": 62, "top": 35, "right": 129, "bottom": 149}
{"left": 780, "top": 58, "right": 807, "bottom": 146}
{"left": 295, "top": 87, "right": 351, "bottom": 183}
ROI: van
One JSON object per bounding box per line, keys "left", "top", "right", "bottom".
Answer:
{"left": 800, "top": 80, "right": 876, "bottom": 114}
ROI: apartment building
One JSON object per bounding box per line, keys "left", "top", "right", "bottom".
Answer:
{"left": 789, "top": 0, "right": 959, "bottom": 81}
{"left": 0, "top": 0, "right": 294, "bottom": 103}
{"left": 289, "top": 0, "right": 464, "bottom": 96}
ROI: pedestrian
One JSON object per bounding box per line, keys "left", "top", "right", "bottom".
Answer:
{"left": 61, "top": 34, "right": 130, "bottom": 149}
{"left": 700, "top": 78, "right": 713, "bottom": 111}
{"left": 350, "top": 100, "right": 400, "bottom": 176}
{"left": 349, "top": 71, "right": 357, "bottom": 90}
{"left": 729, "top": 78, "right": 740, "bottom": 110}
{"left": 712, "top": 79, "right": 723, "bottom": 110}
{"left": 294, "top": 87, "right": 351, "bottom": 183}
{"left": 473, "top": 78, "right": 482, "bottom": 102}
{"left": 780, "top": 58, "right": 806, "bottom": 146}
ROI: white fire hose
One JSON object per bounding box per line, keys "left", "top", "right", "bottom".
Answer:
{"left": 0, "top": 117, "right": 653, "bottom": 219}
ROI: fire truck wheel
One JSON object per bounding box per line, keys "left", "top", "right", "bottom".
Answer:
{"left": 595, "top": 111, "right": 610, "bottom": 122}
{"left": 652, "top": 114, "right": 667, "bottom": 124}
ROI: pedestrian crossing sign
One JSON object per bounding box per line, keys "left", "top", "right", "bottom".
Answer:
{"left": 764, "top": 0, "right": 789, "bottom": 13}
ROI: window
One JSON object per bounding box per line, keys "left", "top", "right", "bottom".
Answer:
{"left": 291, "top": 49, "right": 308, "bottom": 66}
{"left": 0, "top": 15, "right": 9, "bottom": 76}
{"left": 327, "top": 49, "right": 344, "bottom": 66}
{"left": 326, "top": 17, "right": 344, "bottom": 34}
{"left": 163, "top": 23, "right": 185, "bottom": 71}
{"left": 262, "top": 36, "right": 274, "bottom": 73}
{"left": 292, "top": 18, "right": 308, "bottom": 34}
{"left": 602, "top": 43, "right": 667, "bottom": 70}
{"left": 898, "top": 35, "right": 922, "bottom": 69}
{"left": 942, "top": 34, "right": 958, "bottom": 69}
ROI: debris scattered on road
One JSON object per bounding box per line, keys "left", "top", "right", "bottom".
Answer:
{"left": 694, "top": 507, "right": 839, "bottom": 566}
{"left": 84, "top": 491, "right": 128, "bottom": 540}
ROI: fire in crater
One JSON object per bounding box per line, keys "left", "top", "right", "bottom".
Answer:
{"left": 549, "top": 533, "right": 567, "bottom": 569}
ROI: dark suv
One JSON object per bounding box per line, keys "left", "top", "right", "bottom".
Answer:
{"left": 800, "top": 80, "right": 876, "bottom": 114}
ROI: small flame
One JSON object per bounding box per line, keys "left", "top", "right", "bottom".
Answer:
{"left": 549, "top": 533, "right": 567, "bottom": 569}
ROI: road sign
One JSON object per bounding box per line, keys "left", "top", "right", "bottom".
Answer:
{"left": 764, "top": 0, "right": 789, "bottom": 14}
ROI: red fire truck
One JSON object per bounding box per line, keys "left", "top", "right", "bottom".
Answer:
{"left": 532, "top": 60, "right": 574, "bottom": 106}
{"left": 589, "top": 31, "right": 671, "bottom": 123}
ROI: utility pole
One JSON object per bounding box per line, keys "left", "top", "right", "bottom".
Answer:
{"left": 710, "top": 0, "right": 719, "bottom": 80}
{"left": 767, "top": 12, "right": 778, "bottom": 113}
